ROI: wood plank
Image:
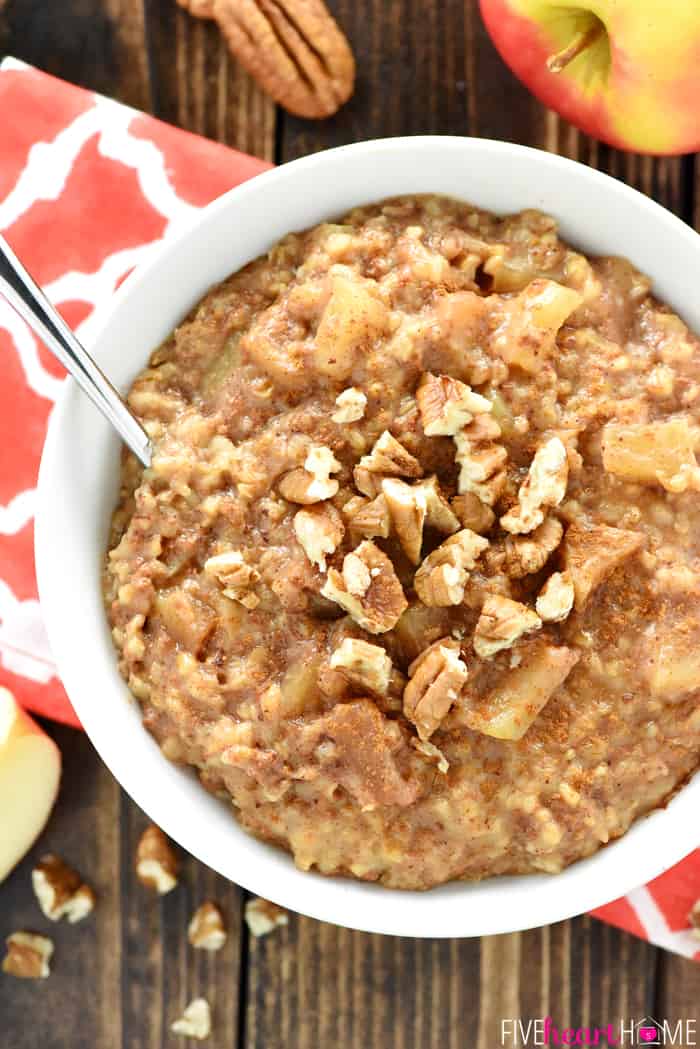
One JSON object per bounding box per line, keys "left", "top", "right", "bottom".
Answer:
{"left": 144, "top": 0, "right": 276, "bottom": 159}
{"left": 0, "top": 0, "right": 152, "bottom": 110}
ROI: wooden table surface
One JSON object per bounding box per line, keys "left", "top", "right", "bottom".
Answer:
{"left": 1, "top": 2, "right": 700, "bottom": 1046}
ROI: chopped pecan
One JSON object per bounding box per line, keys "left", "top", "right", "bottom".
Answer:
{"left": 414, "top": 528, "right": 489, "bottom": 607}
{"left": 293, "top": 503, "right": 344, "bottom": 571}
{"left": 562, "top": 522, "right": 645, "bottom": 611}
{"left": 330, "top": 637, "right": 392, "bottom": 695}
{"left": 188, "top": 902, "right": 227, "bottom": 951}
{"left": 354, "top": 431, "right": 422, "bottom": 496}
{"left": 419, "top": 476, "right": 461, "bottom": 533}
{"left": 500, "top": 437, "right": 568, "bottom": 534}
{"left": 451, "top": 492, "right": 495, "bottom": 535}
{"left": 381, "top": 477, "right": 426, "bottom": 564}
{"left": 416, "top": 372, "right": 492, "bottom": 436}
{"left": 473, "top": 595, "right": 541, "bottom": 658}
{"left": 345, "top": 492, "right": 391, "bottom": 539}
{"left": 403, "top": 638, "right": 468, "bottom": 740}
{"left": 2, "top": 932, "right": 53, "bottom": 980}
{"left": 245, "top": 897, "right": 289, "bottom": 937}
{"left": 411, "top": 737, "right": 449, "bottom": 774}
{"left": 171, "top": 997, "right": 212, "bottom": 1040}
{"left": 453, "top": 415, "right": 507, "bottom": 506}
{"left": 184, "top": 0, "right": 355, "bottom": 120}
{"left": 536, "top": 571, "right": 575, "bottom": 623}
{"left": 135, "top": 825, "right": 179, "bottom": 894}
{"left": 279, "top": 444, "right": 341, "bottom": 504}
{"left": 499, "top": 517, "right": 564, "bottom": 579}
{"left": 32, "top": 855, "right": 96, "bottom": 924}
{"left": 321, "top": 540, "right": 407, "bottom": 633}
{"left": 204, "top": 550, "right": 260, "bottom": 609}
{"left": 332, "top": 386, "right": 367, "bottom": 423}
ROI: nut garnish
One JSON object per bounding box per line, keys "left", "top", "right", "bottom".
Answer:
{"left": 354, "top": 431, "right": 422, "bottom": 497}
{"left": 32, "top": 855, "right": 96, "bottom": 923}
{"left": 419, "top": 476, "right": 461, "bottom": 533}
{"left": 451, "top": 492, "right": 495, "bottom": 535}
{"left": 536, "top": 571, "right": 575, "bottom": 623}
{"left": 330, "top": 637, "right": 392, "bottom": 695}
{"left": 562, "top": 522, "right": 645, "bottom": 611}
{"left": 204, "top": 550, "right": 261, "bottom": 609}
{"left": 245, "top": 897, "right": 289, "bottom": 937}
{"left": 345, "top": 492, "right": 391, "bottom": 539}
{"left": 321, "top": 540, "right": 407, "bottom": 634}
{"left": 171, "top": 997, "right": 212, "bottom": 1040}
{"left": 188, "top": 902, "right": 227, "bottom": 951}
{"left": 416, "top": 371, "right": 492, "bottom": 436}
{"left": 411, "top": 737, "right": 449, "bottom": 774}
{"left": 135, "top": 825, "right": 179, "bottom": 894}
{"left": 500, "top": 437, "right": 568, "bottom": 534}
{"left": 414, "top": 529, "right": 489, "bottom": 607}
{"left": 381, "top": 478, "right": 427, "bottom": 564}
{"left": 279, "top": 445, "right": 341, "bottom": 504}
{"left": 179, "top": 0, "right": 355, "bottom": 120}
{"left": 332, "top": 387, "right": 367, "bottom": 423}
{"left": 473, "top": 595, "right": 542, "bottom": 658}
{"left": 403, "top": 638, "right": 468, "bottom": 740}
{"left": 2, "top": 932, "right": 53, "bottom": 979}
{"left": 499, "top": 517, "right": 564, "bottom": 579}
{"left": 453, "top": 415, "right": 507, "bottom": 506}
{"left": 293, "top": 503, "right": 344, "bottom": 571}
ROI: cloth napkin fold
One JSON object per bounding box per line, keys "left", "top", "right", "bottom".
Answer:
{"left": 1, "top": 58, "right": 698, "bottom": 959}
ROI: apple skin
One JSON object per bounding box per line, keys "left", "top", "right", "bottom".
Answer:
{"left": 0, "top": 688, "right": 61, "bottom": 883}
{"left": 479, "top": 0, "right": 700, "bottom": 154}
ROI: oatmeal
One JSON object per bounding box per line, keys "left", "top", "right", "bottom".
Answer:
{"left": 104, "top": 195, "right": 700, "bottom": 889}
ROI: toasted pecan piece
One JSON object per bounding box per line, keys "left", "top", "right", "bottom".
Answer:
{"left": 245, "top": 897, "right": 289, "bottom": 937}
{"left": 453, "top": 415, "right": 507, "bottom": 507}
{"left": 451, "top": 492, "right": 495, "bottom": 535}
{"left": 2, "top": 932, "right": 54, "bottom": 980}
{"left": 345, "top": 492, "right": 392, "bottom": 539}
{"left": 416, "top": 372, "right": 492, "bottom": 436}
{"left": 321, "top": 540, "right": 407, "bottom": 633}
{"left": 473, "top": 595, "right": 541, "bottom": 659}
{"left": 332, "top": 387, "right": 367, "bottom": 423}
{"left": 181, "top": 0, "right": 355, "bottom": 119}
{"left": 293, "top": 503, "right": 344, "bottom": 571}
{"left": 403, "top": 638, "right": 468, "bottom": 741}
{"left": 135, "top": 825, "right": 179, "bottom": 894}
{"left": 188, "top": 902, "right": 227, "bottom": 951}
{"left": 414, "top": 528, "right": 489, "bottom": 607}
{"left": 354, "top": 431, "right": 422, "bottom": 497}
{"left": 171, "top": 998, "right": 212, "bottom": 1040}
{"left": 536, "top": 571, "right": 575, "bottom": 623}
{"left": 500, "top": 437, "right": 568, "bottom": 534}
{"left": 279, "top": 444, "right": 341, "bottom": 504}
{"left": 330, "top": 637, "right": 392, "bottom": 695}
{"left": 204, "top": 549, "right": 261, "bottom": 608}
{"left": 491, "top": 517, "right": 564, "bottom": 579}
{"left": 32, "top": 855, "right": 95, "bottom": 924}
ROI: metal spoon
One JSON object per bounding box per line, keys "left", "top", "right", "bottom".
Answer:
{"left": 0, "top": 234, "right": 152, "bottom": 467}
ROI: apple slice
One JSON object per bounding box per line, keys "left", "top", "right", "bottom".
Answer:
{"left": 0, "top": 687, "right": 61, "bottom": 883}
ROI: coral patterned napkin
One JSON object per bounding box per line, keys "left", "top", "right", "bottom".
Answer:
{"left": 1, "top": 59, "right": 698, "bottom": 958}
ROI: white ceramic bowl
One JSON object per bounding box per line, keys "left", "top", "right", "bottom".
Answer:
{"left": 37, "top": 137, "right": 700, "bottom": 937}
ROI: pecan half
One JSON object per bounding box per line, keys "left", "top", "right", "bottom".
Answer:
{"left": 473, "top": 595, "right": 541, "bottom": 659}
{"left": 403, "top": 638, "right": 468, "bottom": 741}
{"left": 321, "top": 540, "right": 407, "bottom": 633}
{"left": 181, "top": 0, "right": 356, "bottom": 119}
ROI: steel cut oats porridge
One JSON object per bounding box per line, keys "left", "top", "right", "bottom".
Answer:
{"left": 104, "top": 195, "right": 700, "bottom": 889}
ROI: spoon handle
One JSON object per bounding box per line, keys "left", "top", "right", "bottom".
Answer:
{"left": 0, "top": 234, "right": 152, "bottom": 467}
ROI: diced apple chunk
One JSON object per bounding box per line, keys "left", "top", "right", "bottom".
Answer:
{"left": 646, "top": 628, "right": 700, "bottom": 699}
{"left": 562, "top": 523, "right": 645, "bottom": 611}
{"left": 602, "top": 417, "right": 700, "bottom": 492}
{"left": 314, "top": 275, "right": 389, "bottom": 379}
{"left": 492, "top": 279, "right": 582, "bottom": 374}
{"left": 0, "top": 688, "right": 61, "bottom": 883}
{"left": 463, "top": 643, "right": 579, "bottom": 741}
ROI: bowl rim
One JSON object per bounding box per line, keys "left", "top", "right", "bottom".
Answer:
{"left": 36, "top": 135, "right": 700, "bottom": 937}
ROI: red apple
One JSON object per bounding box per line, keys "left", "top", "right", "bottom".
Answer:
{"left": 479, "top": 0, "right": 700, "bottom": 154}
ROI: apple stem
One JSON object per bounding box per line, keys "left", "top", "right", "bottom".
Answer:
{"left": 546, "top": 22, "right": 605, "bottom": 74}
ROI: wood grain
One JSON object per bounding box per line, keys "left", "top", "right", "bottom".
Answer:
{"left": 2, "top": 0, "right": 700, "bottom": 1045}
